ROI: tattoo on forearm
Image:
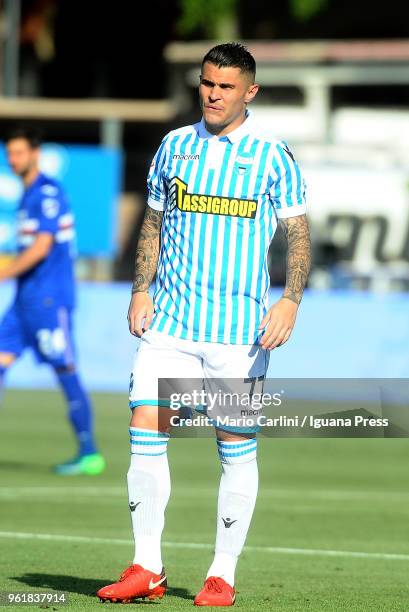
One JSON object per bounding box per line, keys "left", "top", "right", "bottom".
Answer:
{"left": 279, "top": 215, "right": 311, "bottom": 305}
{"left": 132, "top": 207, "right": 163, "bottom": 293}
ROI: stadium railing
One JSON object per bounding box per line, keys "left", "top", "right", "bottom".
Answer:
{"left": 164, "top": 39, "right": 409, "bottom": 143}
{"left": 0, "top": 98, "right": 177, "bottom": 148}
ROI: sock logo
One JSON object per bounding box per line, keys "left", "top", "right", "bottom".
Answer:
{"left": 129, "top": 501, "right": 141, "bottom": 512}
{"left": 222, "top": 517, "right": 237, "bottom": 528}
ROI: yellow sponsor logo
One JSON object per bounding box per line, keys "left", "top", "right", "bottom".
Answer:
{"left": 173, "top": 177, "right": 257, "bottom": 219}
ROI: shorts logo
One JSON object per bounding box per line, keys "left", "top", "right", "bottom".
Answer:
{"left": 222, "top": 517, "right": 237, "bottom": 528}
{"left": 36, "top": 328, "right": 66, "bottom": 357}
{"left": 173, "top": 177, "right": 258, "bottom": 219}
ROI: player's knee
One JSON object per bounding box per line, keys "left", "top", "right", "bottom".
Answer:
{"left": 0, "top": 352, "right": 17, "bottom": 368}
{"left": 54, "top": 364, "right": 76, "bottom": 375}
{"left": 216, "top": 430, "right": 256, "bottom": 442}
{"left": 130, "top": 405, "right": 175, "bottom": 434}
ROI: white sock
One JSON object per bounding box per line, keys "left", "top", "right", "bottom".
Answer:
{"left": 127, "top": 427, "right": 171, "bottom": 574}
{"left": 206, "top": 438, "right": 258, "bottom": 587}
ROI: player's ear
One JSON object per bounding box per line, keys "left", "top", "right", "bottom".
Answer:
{"left": 244, "top": 83, "right": 259, "bottom": 105}
{"left": 32, "top": 146, "right": 41, "bottom": 162}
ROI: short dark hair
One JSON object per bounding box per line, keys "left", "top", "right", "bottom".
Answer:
{"left": 5, "top": 125, "right": 43, "bottom": 148}
{"left": 202, "top": 43, "right": 256, "bottom": 80}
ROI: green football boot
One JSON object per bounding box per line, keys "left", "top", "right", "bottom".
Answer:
{"left": 53, "top": 453, "right": 106, "bottom": 476}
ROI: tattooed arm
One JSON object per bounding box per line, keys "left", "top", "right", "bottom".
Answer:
{"left": 131, "top": 206, "right": 163, "bottom": 293}
{"left": 280, "top": 214, "right": 311, "bottom": 305}
{"left": 127, "top": 206, "right": 163, "bottom": 336}
{"left": 259, "top": 214, "right": 311, "bottom": 350}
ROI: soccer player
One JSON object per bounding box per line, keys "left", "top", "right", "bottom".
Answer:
{"left": 0, "top": 127, "right": 105, "bottom": 476}
{"left": 97, "top": 43, "right": 311, "bottom": 605}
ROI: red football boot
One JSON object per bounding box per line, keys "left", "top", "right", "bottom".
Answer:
{"left": 194, "top": 576, "right": 236, "bottom": 606}
{"left": 97, "top": 564, "right": 167, "bottom": 603}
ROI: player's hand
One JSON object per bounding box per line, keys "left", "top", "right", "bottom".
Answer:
{"left": 127, "top": 292, "right": 154, "bottom": 337}
{"left": 258, "top": 298, "right": 298, "bottom": 350}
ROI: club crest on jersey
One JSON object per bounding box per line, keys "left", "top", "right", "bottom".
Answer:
{"left": 234, "top": 155, "right": 253, "bottom": 176}
{"left": 236, "top": 166, "right": 249, "bottom": 176}
{"left": 235, "top": 155, "right": 254, "bottom": 165}
{"left": 172, "top": 177, "right": 258, "bottom": 219}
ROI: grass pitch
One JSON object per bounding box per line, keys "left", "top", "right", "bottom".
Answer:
{"left": 0, "top": 389, "right": 409, "bottom": 610}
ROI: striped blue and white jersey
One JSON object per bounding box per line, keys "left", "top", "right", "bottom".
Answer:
{"left": 147, "top": 111, "right": 306, "bottom": 345}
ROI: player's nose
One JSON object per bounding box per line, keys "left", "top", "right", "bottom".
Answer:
{"left": 209, "top": 91, "right": 221, "bottom": 102}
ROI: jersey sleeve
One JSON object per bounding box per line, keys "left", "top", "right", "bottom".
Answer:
{"left": 147, "top": 136, "right": 169, "bottom": 211}
{"left": 33, "top": 191, "right": 62, "bottom": 234}
{"left": 269, "top": 141, "right": 307, "bottom": 218}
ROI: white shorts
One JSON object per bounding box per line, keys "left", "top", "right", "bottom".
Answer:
{"left": 129, "top": 329, "right": 269, "bottom": 432}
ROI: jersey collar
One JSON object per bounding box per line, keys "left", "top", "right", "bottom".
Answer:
{"left": 24, "top": 171, "right": 44, "bottom": 194}
{"left": 198, "top": 109, "right": 253, "bottom": 143}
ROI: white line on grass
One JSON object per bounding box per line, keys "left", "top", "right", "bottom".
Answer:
{"left": 0, "top": 530, "right": 409, "bottom": 561}
{"left": 0, "top": 486, "right": 124, "bottom": 495}
{"left": 1, "top": 486, "right": 408, "bottom": 503}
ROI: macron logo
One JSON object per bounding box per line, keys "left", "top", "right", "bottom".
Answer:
{"left": 173, "top": 154, "right": 200, "bottom": 161}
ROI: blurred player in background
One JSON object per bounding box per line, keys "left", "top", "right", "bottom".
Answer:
{"left": 0, "top": 127, "right": 105, "bottom": 476}
{"left": 98, "top": 43, "right": 311, "bottom": 605}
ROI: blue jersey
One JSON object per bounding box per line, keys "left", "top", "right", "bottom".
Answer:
{"left": 16, "top": 173, "right": 75, "bottom": 309}
{"left": 147, "top": 111, "right": 307, "bottom": 344}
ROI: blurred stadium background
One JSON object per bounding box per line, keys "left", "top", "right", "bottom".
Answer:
{"left": 1, "top": 2, "right": 409, "bottom": 610}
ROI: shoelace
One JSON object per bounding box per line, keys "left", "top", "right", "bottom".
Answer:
{"left": 206, "top": 577, "right": 224, "bottom": 593}
{"left": 119, "top": 565, "right": 142, "bottom": 582}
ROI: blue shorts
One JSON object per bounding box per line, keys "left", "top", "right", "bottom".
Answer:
{"left": 0, "top": 301, "right": 76, "bottom": 368}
